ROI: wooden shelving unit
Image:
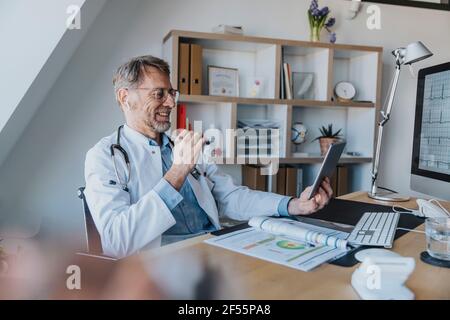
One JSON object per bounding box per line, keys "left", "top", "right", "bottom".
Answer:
{"left": 214, "top": 156, "right": 372, "bottom": 165}
{"left": 178, "top": 94, "right": 375, "bottom": 109}
{"left": 162, "top": 30, "right": 383, "bottom": 193}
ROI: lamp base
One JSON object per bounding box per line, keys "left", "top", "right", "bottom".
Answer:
{"left": 367, "top": 190, "right": 410, "bottom": 202}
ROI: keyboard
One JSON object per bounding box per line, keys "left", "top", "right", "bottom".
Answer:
{"left": 347, "top": 212, "right": 400, "bottom": 248}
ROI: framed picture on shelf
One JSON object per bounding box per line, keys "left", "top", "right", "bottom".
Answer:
{"left": 292, "top": 72, "right": 314, "bottom": 100}
{"left": 208, "top": 65, "right": 239, "bottom": 97}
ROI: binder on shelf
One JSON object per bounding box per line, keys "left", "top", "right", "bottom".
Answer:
{"left": 330, "top": 166, "right": 349, "bottom": 197}
{"left": 330, "top": 173, "right": 338, "bottom": 197}
{"left": 285, "top": 167, "right": 297, "bottom": 197}
{"left": 296, "top": 168, "right": 304, "bottom": 197}
{"left": 276, "top": 167, "right": 287, "bottom": 195}
{"left": 190, "top": 44, "right": 203, "bottom": 95}
{"left": 178, "top": 43, "right": 190, "bottom": 94}
{"left": 275, "top": 167, "right": 303, "bottom": 197}
{"left": 336, "top": 166, "right": 349, "bottom": 196}
{"left": 280, "top": 48, "right": 285, "bottom": 99}
{"left": 242, "top": 165, "right": 266, "bottom": 191}
{"left": 177, "top": 104, "right": 187, "bottom": 129}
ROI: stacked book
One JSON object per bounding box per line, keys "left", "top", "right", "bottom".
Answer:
{"left": 212, "top": 25, "right": 243, "bottom": 35}
{"left": 282, "top": 62, "right": 293, "bottom": 99}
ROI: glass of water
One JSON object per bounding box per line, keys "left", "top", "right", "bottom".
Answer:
{"left": 425, "top": 218, "right": 450, "bottom": 261}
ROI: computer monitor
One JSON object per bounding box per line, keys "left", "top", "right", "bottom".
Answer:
{"left": 411, "top": 62, "right": 450, "bottom": 200}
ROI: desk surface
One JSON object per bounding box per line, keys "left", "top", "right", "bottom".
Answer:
{"left": 146, "top": 192, "right": 450, "bottom": 300}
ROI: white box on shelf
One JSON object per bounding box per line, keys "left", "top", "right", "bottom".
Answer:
{"left": 212, "top": 25, "right": 244, "bottom": 35}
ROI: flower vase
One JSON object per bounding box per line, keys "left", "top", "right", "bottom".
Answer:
{"left": 310, "top": 26, "right": 321, "bottom": 42}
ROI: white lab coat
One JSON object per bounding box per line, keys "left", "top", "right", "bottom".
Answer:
{"left": 84, "top": 124, "right": 286, "bottom": 258}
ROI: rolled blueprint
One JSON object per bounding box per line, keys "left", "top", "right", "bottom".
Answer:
{"left": 249, "top": 217, "right": 349, "bottom": 250}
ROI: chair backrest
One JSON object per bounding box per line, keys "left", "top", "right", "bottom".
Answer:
{"left": 77, "top": 187, "right": 103, "bottom": 255}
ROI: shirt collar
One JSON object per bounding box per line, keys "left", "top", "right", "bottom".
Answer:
{"left": 122, "top": 124, "right": 171, "bottom": 148}
{"left": 148, "top": 133, "right": 171, "bottom": 148}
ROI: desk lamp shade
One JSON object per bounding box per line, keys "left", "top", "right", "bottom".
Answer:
{"left": 394, "top": 41, "right": 433, "bottom": 65}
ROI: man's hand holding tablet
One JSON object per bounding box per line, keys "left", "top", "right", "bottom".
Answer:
{"left": 286, "top": 141, "right": 346, "bottom": 216}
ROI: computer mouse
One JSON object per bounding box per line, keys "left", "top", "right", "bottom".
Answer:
{"left": 355, "top": 248, "right": 401, "bottom": 262}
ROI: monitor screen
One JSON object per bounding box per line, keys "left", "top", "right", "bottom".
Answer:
{"left": 411, "top": 62, "right": 450, "bottom": 183}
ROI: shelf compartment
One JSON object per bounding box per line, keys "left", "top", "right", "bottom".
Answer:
{"left": 294, "top": 163, "right": 372, "bottom": 194}
{"left": 282, "top": 46, "right": 330, "bottom": 101}
{"left": 164, "top": 30, "right": 382, "bottom": 56}
{"left": 178, "top": 37, "right": 278, "bottom": 99}
{"left": 290, "top": 106, "right": 376, "bottom": 158}
{"left": 235, "top": 103, "right": 290, "bottom": 159}
{"left": 331, "top": 49, "right": 380, "bottom": 104}
{"left": 173, "top": 101, "right": 235, "bottom": 156}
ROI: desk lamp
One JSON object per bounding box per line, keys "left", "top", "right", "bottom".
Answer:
{"left": 369, "top": 41, "right": 433, "bottom": 202}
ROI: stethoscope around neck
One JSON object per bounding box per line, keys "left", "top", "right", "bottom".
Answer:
{"left": 110, "top": 125, "right": 131, "bottom": 192}
{"left": 109, "top": 125, "right": 203, "bottom": 193}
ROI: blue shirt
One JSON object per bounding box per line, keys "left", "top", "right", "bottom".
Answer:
{"left": 152, "top": 134, "right": 291, "bottom": 245}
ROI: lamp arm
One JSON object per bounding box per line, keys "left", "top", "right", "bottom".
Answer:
{"left": 371, "top": 62, "right": 402, "bottom": 195}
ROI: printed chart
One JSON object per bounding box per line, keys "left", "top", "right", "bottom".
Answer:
{"left": 205, "top": 222, "right": 349, "bottom": 272}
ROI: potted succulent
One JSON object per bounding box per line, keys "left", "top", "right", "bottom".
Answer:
{"left": 314, "top": 124, "right": 343, "bottom": 155}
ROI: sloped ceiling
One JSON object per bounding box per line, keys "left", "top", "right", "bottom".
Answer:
{"left": 0, "top": 0, "right": 106, "bottom": 168}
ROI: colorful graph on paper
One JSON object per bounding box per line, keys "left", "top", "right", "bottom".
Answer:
{"left": 204, "top": 221, "right": 349, "bottom": 272}
{"left": 419, "top": 70, "right": 450, "bottom": 175}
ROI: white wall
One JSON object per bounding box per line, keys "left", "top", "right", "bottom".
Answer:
{"left": 1, "top": 0, "right": 449, "bottom": 244}
{"left": 0, "top": 0, "right": 84, "bottom": 132}
{"left": 0, "top": 0, "right": 91, "bottom": 168}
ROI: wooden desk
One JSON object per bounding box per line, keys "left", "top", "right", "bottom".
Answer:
{"left": 145, "top": 192, "right": 450, "bottom": 300}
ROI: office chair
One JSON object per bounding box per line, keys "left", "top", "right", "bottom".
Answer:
{"left": 77, "top": 187, "right": 103, "bottom": 255}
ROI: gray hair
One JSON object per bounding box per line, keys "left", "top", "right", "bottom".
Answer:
{"left": 112, "top": 55, "right": 171, "bottom": 101}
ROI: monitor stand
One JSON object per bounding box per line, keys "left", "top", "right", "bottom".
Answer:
{"left": 368, "top": 189, "right": 410, "bottom": 202}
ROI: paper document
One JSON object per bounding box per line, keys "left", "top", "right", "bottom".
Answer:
{"left": 249, "top": 217, "right": 350, "bottom": 250}
{"left": 205, "top": 218, "right": 351, "bottom": 272}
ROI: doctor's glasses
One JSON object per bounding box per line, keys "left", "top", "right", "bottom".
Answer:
{"left": 128, "top": 87, "right": 180, "bottom": 105}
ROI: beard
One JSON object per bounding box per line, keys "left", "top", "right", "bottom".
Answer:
{"left": 145, "top": 106, "right": 171, "bottom": 133}
{"left": 147, "top": 119, "right": 170, "bottom": 133}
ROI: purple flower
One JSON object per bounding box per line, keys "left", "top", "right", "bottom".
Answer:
{"left": 311, "top": 8, "right": 321, "bottom": 17}
{"left": 325, "top": 17, "right": 335, "bottom": 28}
{"left": 329, "top": 32, "right": 337, "bottom": 44}
{"left": 320, "top": 6, "right": 329, "bottom": 17}
{"left": 310, "top": 0, "right": 318, "bottom": 11}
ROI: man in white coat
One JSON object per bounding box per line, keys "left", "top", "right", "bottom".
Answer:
{"left": 85, "top": 55, "right": 333, "bottom": 258}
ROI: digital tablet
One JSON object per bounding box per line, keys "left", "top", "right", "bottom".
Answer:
{"left": 308, "top": 141, "right": 346, "bottom": 200}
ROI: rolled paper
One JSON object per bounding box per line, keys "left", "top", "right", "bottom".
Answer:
{"left": 249, "top": 217, "right": 349, "bottom": 250}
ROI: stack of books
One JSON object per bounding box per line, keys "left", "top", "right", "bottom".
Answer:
{"left": 212, "top": 25, "right": 243, "bottom": 35}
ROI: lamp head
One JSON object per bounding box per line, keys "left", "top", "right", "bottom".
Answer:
{"left": 392, "top": 41, "right": 433, "bottom": 65}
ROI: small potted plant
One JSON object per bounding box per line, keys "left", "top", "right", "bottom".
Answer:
{"left": 314, "top": 124, "right": 343, "bottom": 155}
